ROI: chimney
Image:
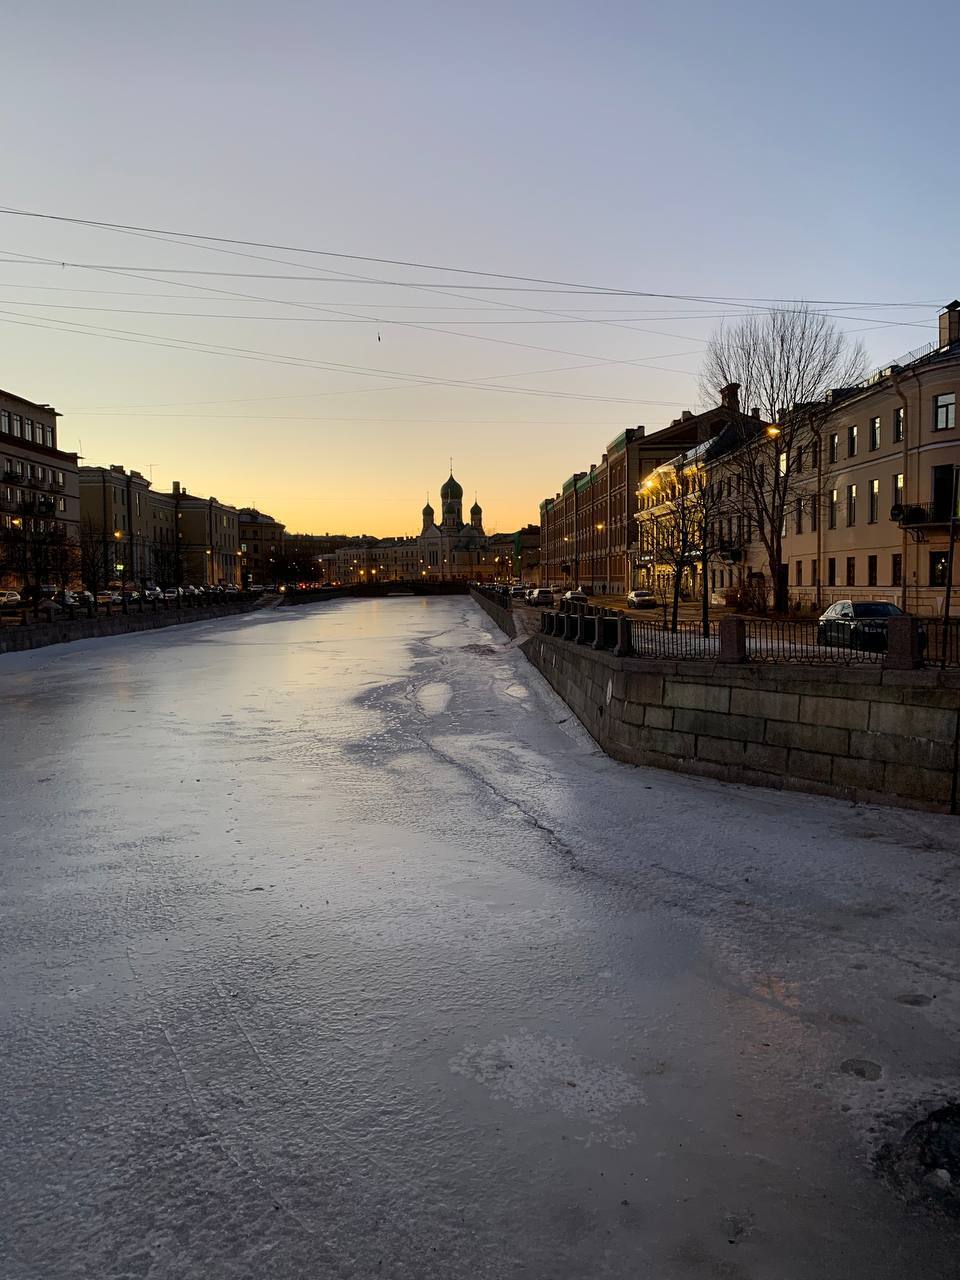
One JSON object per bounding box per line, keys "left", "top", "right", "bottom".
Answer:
{"left": 939, "top": 300, "right": 960, "bottom": 348}
{"left": 172, "top": 481, "right": 181, "bottom": 495}
{"left": 681, "top": 410, "right": 693, "bottom": 421}
{"left": 751, "top": 406, "right": 761, "bottom": 419}
{"left": 720, "top": 382, "right": 741, "bottom": 412}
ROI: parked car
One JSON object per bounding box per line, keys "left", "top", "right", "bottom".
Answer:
{"left": 223, "top": 583, "right": 240, "bottom": 595}
{"left": 162, "top": 587, "right": 182, "bottom": 601}
{"left": 817, "top": 600, "right": 914, "bottom": 651}
{"left": 74, "top": 590, "right": 95, "bottom": 607}
{"left": 510, "top": 586, "right": 528, "bottom": 599}
{"left": 142, "top": 586, "right": 163, "bottom": 602}
{"left": 54, "top": 590, "right": 78, "bottom": 607}
{"left": 0, "top": 589, "right": 21, "bottom": 610}
{"left": 626, "top": 588, "right": 658, "bottom": 610}
{"left": 529, "top": 588, "right": 555, "bottom": 606}
{"left": 96, "top": 590, "right": 121, "bottom": 605}
{"left": 562, "top": 587, "right": 592, "bottom": 603}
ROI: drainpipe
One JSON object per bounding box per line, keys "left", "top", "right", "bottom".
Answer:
{"left": 889, "top": 368, "right": 911, "bottom": 612}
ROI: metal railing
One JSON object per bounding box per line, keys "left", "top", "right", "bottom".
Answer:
{"left": 630, "top": 619, "right": 718, "bottom": 659}
{"left": 924, "top": 618, "right": 960, "bottom": 668}
{"left": 744, "top": 618, "right": 883, "bottom": 664}
{"left": 895, "top": 501, "right": 956, "bottom": 527}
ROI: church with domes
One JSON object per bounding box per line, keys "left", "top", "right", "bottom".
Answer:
{"left": 327, "top": 468, "right": 538, "bottom": 584}
{"left": 417, "top": 470, "right": 491, "bottom": 580}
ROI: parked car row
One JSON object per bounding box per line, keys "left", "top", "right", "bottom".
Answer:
{"left": 1, "top": 582, "right": 249, "bottom": 617}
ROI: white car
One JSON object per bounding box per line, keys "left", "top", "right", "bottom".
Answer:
{"left": 0, "top": 590, "right": 21, "bottom": 609}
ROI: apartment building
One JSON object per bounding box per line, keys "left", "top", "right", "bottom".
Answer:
{"left": 783, "top": 301, "right": 960, "bottom": 614}
{"left": 171, "top": 483, "right": 241, "bottom": 586}
{"left": 238, "top": 508, "right": 285, "bottom": 586}
{"left": 541, "top": 421, "right": 716, "bottom": 594}
{"left": 80, "top": 464, "right": 177, "bottom": 588}
{"left": 0, "top": 388, "right": 80, "bottom": 589}
{"left": 634, "top": 388, "right": 770, "bottom": 601}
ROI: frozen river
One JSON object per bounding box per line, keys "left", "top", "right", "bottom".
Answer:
{"left": 2, "top": 596, "right": 959, "bottom": 1279}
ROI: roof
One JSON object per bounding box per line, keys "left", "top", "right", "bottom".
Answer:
{"left": 441, "top": 473, "right": 463, "bottom": 500}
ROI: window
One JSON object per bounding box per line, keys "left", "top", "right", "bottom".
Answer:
{"left": 869, "top": 478, "right": 879, "bottom": 523}
{"left": 828, "top": 557, "right": 837, "bottom": 587}
{"left": 795, "top": 498, "right": 803, "bottom": 535}
{"left": 828, "top": 433, "right": 839, "bottom": 463}
{"left": 846, "top": 483, "right": 857, "bottom": 526}
{"left": 894, "top": 407, "right": 904, "bottom": 442}
{"left": 795, "top": 446, "right": 804, "bottom": 473}
{"left": 828, "top": 489, "right": 838, "bottom": 529}
{"left": 934, "top": 393, "right": 956, "bottom": 431}
{"left": 893, "top": 472, "right": 904, "bottom": 508}
{"left": 868, "top": 555, "right": 878, "bottom": 587}
{"left": 795, "top": 560, "right": 803, "bottom": 586}
{"left": 846, "top": 556, "right": 856, "bottom": 587}
{"left": 56, "top": 470, "right": 63, "bottom": 486}
{"left": 24, "top": 419, "right": 33, "bottom": 442}
{"left": 869, "top": 417, "right": 881, "bottom": 450}
{"left": 848, "top": 425, "right": 858, "bottom": 456}
{"left": 45, "top": 426, "right": 53, "bottom": 447}
{"left": 892, "top": 553, "right": 902, "bottom": 587}
{"left": 810, "top": 559, "right": 818, "bottom": 585}
{"left": 0, "top": 412, "right": 8, "bottom": 434}
{"left": 57, "top": 496, "right": 65, "bottom": 513}
{"left": 778, "top": 450, "right": 787, "bottom": 477}
{"left": 12, "top": 415, "right": 21, "bottom": 438}
{"left": 930, "top": 551, "right": 949, "bottom": 587}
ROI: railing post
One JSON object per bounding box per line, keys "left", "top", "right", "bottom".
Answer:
{"left": 719, "top": 617, "right": 747, "bottom": 664}
{"left": 884, "top": 615, "right": 923, "bottom": 670}
{"left": 612, "top": 612, "right": 633, "bottom": 657}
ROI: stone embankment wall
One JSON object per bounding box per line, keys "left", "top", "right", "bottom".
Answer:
{"left": 469, "top": 587, "right": 516, "bottom": 638}
{"left": 0, "top": 597, "right": 276, "bottom": 656}
{"left": 525, "top": 634, "right": 960, "bottom": 812}
{"left": 469, "top": 592, "right": 960, "bottom": 813}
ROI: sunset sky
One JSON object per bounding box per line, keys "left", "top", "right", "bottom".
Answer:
{"left": 3, "top": 0, "right": 958, "bottom": 536}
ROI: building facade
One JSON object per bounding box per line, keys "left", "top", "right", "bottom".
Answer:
{"left": 540, "top": 420, "right": 717, "bottom": 595}
{"left": 781, "top": 302, "right": 960, "bottom": 614}
{"left": 172, "top": 483, "right": 241, "bottom": 586}
{"left": 0, "top": 388, "right": 80, "bottom": 591}
{"left": 79, "top": 468, "right": 241, "bottom": 588}
{"left": 239, "top": 508, "right": 285, "bottom": 586}
{"left": 634, "top": 389, "right": 769, "bottom": 604}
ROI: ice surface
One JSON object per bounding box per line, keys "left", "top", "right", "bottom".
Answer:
{"left": 1, "top": 596, "right": 959, "bottom": 1278}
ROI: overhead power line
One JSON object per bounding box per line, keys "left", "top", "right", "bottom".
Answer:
{"left": 0, "top": 204, "right": 944, "bottom": 309}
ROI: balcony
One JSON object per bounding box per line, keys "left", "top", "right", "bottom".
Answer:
{"left": 717, "top": 540, "right": 744, "bottom": 562}
{"left": 892, "top": 502, "right": 958, "bottom": 528}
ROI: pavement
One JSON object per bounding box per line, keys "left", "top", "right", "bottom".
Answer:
{"left": 1, "top": 596, "right": 959, "bottom": 1278}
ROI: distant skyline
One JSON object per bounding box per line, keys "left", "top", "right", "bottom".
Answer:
{"left": 3, "top": 0, "right": 959, "bottom": 535}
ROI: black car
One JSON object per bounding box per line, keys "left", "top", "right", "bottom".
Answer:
{"left": 817, "top": 600, "right": 909, "bottom": 651}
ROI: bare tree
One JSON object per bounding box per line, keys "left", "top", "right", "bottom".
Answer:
{"left": 79, "top": 518, "right": 111, "bottom": 593}
{"left": 700, "top": 305, "right": 867, "bottom": 611}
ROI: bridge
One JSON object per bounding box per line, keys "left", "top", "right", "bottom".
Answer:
{"left": 282, "top": 580, "right": 470, "bottom": 604}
